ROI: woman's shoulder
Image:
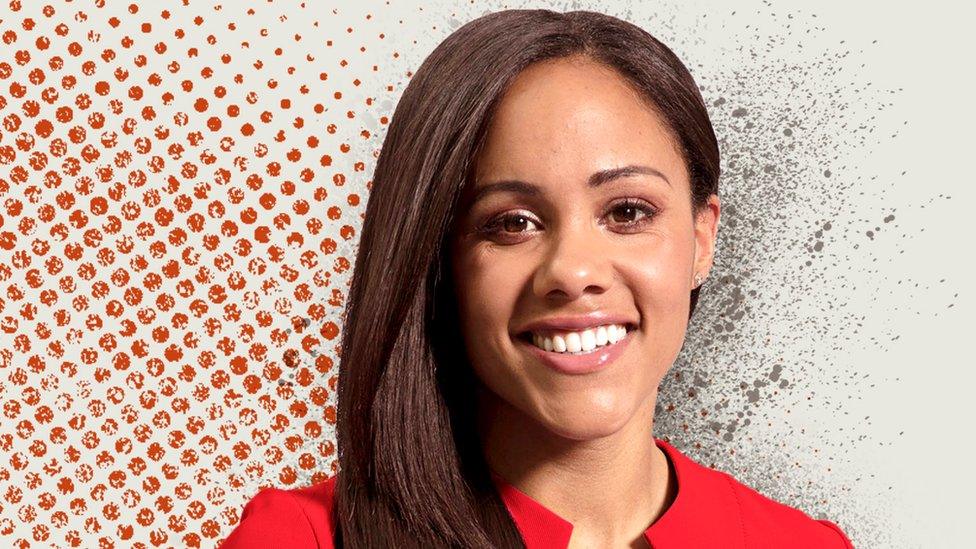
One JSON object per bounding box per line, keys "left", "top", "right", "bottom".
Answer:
{"left": 657, "top": 439, "right": 854, "bottom": 548}
{"left": 720, "top": 469, "right": 854, "bottom": 548}
{"left": 219, "top": 476, "right": 338, "bottom": 549}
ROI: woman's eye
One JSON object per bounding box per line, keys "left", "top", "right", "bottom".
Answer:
{"left": 608, "top": 199, "right": 657, "bottom": 227}
{"left": 482, "top": 212, "right": 539, "bottom": 237}
{"left": 479, "top": 199, "right": 657, "bottom": 241}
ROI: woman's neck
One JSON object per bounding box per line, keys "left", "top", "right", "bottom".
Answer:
{"left": 477, "top": 387, "right": 676, "bottom": 547}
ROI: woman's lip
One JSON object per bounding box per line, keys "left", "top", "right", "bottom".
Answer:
{"left": 514, "top": 329, "right": 634, "bottom": 375}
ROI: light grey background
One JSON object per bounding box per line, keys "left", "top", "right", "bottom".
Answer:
{"left": 0, "top": 1, "right": 968, "bottom": 547}
{"left": 353, "top": 1, "right": 974, "bottom": 547}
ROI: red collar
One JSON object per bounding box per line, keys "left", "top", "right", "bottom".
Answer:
{"left": 491, "top": 437, "right": 744, "bottom": 549}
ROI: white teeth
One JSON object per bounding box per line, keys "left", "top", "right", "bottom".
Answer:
{"left": 595, "top": 326, "right": 609, "bottom": 346}
{"left": 566, "top": 332, "right": 582, "bottom": 353}
{"left": 553, "top": 334, "right": 567, "bottom": 352}
{"left": 529, "top": 324, "right": 630, "bottom": 354}
{"left": 580, "top": 330, "right": 596, "bottom": 352}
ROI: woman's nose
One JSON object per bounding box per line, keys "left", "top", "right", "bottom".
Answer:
{"left": 531, "top": 220, "right": 615, "bottom": 301}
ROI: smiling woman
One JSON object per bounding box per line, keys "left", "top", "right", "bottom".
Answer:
{"left": 221, "top": 8, "right": 853, "bottom": 549}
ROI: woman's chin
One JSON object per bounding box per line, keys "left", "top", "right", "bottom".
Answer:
{"left": 536, "top": 399, "right": 634, "bottom": 441}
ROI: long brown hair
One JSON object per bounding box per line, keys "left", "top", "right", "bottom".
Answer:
{"left": 334, "top": 9, "right": 720, "bottom": 547}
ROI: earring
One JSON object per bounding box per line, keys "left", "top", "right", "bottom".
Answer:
{"left": 694, "top": 273, "right": 704, "bottom": 288}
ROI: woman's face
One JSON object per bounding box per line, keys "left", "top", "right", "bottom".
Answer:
{"left": 449, "top": 56, "right": 720, "bottom": 441}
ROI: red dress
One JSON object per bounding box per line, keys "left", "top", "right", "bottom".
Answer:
{"left": 219, "top": 438, "right": 854, "bottom": 548}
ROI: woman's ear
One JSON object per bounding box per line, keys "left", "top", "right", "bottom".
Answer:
{"left": 692, "top": 193, "right": 721, "bottom": 286}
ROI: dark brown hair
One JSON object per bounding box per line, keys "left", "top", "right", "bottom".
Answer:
{"left": 334, "top": 9, "right": 720, "bottom": 548}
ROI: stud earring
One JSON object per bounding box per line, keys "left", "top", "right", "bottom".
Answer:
{"left": 694, "top": 273, "right": 705, "bottom": 288}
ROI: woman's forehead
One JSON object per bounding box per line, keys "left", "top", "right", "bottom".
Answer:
{"left": 472, "top": 59, "right": 686, "bottom": 190}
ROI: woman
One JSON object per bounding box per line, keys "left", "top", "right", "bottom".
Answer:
{"left": 221, "top": 9, "right": 854, "bottom": 548}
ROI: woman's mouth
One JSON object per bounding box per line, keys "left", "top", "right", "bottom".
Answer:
{"left": 514, "top": 323, "right": 637, "bottom": 375}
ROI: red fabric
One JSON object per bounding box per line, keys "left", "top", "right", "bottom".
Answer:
{"left": 220, "top": 438, "right": 854, "bottom": 548}
{"left": 219, "top": 478, "right": 337, "bottom": 549}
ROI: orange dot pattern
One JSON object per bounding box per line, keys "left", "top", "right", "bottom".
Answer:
{"left": 0, "top": 1, "right": 398, "bottom": 546}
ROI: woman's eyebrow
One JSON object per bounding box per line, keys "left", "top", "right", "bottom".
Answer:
{"left": 469, "top": 164, "right": 670, "bottom": 206}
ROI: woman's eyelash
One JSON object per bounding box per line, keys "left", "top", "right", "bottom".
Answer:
{"left": 479, "top": 198, "right": 658, "bottom": 237}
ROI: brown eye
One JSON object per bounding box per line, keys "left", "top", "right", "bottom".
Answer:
{"left": 501, "top": 214, "right": 531, "bottom": 233}
{"left": 608, "top": 198, "right": 657, "bottom": 227}
{"left": 481, "top": 211, "right": 540, "bottom": 238}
